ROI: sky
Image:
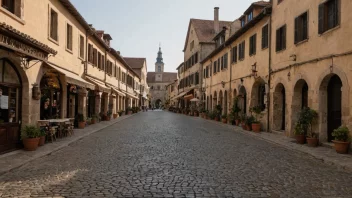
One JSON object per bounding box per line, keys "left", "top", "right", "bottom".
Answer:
{"left": 71, "top": 0, "right": 262, "bottom": 72}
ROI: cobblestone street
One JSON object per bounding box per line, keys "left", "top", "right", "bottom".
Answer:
{"left": 1, "top": 111, "right": 352, "bottom": 198}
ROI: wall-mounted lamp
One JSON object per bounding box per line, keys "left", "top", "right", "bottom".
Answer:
{"left": 251, "top": 62, "right": 257, "bottom": 77}
{"left": 290, "top": 54, "right": 297, "bottom": 61}
{"left": 221, "top": 81, "right": 226, "bottom": 88}
{"left": 330, "top": 65, "right": 334, "bottom": 73}
{"left": 240, "top": 78, "right": 244, "bottom": 84}
{"left": 287, "top": 72, "right": 291, "bottom": 81}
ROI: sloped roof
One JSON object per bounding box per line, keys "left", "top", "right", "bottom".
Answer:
{"left": 245, "top": 0, "right": 271, "bottom": 14}
{"left": 147, "top": 72, "right": 177, "bottom": 83}
{"left": 124, "top": 57, "right": 146, "bottom": 69}
{"left": 183, "top": 19, "right": 232, "bottom": 51}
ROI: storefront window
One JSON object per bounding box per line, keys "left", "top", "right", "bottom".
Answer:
{"left": 0, "top": 59, "right": 21, "bottom": 124}
{"left": 40, "top": 72, "right": 61, "bottom": 120}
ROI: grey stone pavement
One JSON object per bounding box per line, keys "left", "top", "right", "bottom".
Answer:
{"left": 1, "top": 111, "right": 352, "bottom": 198}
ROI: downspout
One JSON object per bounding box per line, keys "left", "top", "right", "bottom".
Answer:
{"left": 228, "top": 45, "right": 232, "bottom": 116}
{"left": 267, "top": 9, "right": 272, "bottom": 133}
{"left": 84, "top": 30, "right": 89, "bottom": 75}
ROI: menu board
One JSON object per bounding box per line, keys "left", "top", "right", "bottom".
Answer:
{"left": 0, "top": 96, "right": 8, "bottom": 109}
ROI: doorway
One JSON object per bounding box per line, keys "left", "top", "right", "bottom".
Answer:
{"left": 327, "top": 75, "right": 342, "bottom": 142}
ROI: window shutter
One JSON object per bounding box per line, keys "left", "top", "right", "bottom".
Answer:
{"left": 294, "top": 17, "right": 299, "bottom": 44}
{"left": 333, "top": 0, "right": 339, "bottom": 27}
{"left": 283, "top": 26, "right": 286, "bottom": 49}
{"left": 218, "top": 58, "right": 220, "bottom": 71}
{"left": 276, "top": 29, "right": 280, "bottom": 51}
{"left": 254, "top": 34, "right": 256, "bottom": 55}
{"left": 318, "top": 4, "right": 324, "bottom": 34}
{"left": 262, "top": 27, "right": 265, "bottom": 49}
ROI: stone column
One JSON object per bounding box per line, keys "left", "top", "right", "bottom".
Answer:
{"left": 111, "top": 94, "right": 117, "bottom": 114}
{"left": 78, "top": 88, "right": 88, "bottom": 118}
{"left": 95, "top": 91, "right": 102, "bottom": 116}
{"left": 103, "top": 93, "right": 110, "bottom": 115}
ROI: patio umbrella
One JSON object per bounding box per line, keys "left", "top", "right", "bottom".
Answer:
{"left": 190, "top": 98, "right": 200, "bottom": 102}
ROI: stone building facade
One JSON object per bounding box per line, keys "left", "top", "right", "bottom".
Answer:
{"left": 197, "top": 0, "right": 352, "bottom": 147}
{"left": 166, "top": 80, "right": 178, "bottom": 108}
{"left": 0, "top": 0, "right": 142, "bottom": 153}
{"left": 147, "top": 47, "right": 177, "bottom": 108}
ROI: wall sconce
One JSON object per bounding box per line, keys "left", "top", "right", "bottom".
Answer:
{"left": 290, "top": 54, "right": 297, "bottom": 61}
{"left": 32, "top": 83, "right": 41, "bottom": 100}
{"left": 240, "top": 78, "right": 244, "bottom": 84}
{"left": 251, "top": 62, "right": 257, "bottom": 77}
{"left": 287, "top": 72, "right": 291, "bottom": 81}
{"left": 221, "top": 81, "right": 225, "bottom": 88}
{"left": 330, "top": 65, "right": 334, "bottom": 73}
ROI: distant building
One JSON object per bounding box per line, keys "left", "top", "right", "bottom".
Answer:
{"left": 147, "top": 47, "right": 177, "bottom": 108}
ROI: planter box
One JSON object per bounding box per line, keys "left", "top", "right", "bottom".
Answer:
{"left": 332, "top": 140, "right": 350, "bottom": 154}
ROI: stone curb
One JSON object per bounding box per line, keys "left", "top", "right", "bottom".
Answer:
{"left": 0, "top": 114, "right": 135, "bottom": 176}
{"left": 196, "top": 116, "right": 352, "bottom": 171}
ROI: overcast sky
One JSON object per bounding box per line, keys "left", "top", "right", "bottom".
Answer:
{"left": 71, "top": 0, "right": 264, "bottom": 72}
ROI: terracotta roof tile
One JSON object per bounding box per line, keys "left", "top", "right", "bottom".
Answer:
{"left": 124, "top": 58, "right": 146, "bottom": 69}
{"left": 147, "top": 72, "right": 177, "bottom": 83}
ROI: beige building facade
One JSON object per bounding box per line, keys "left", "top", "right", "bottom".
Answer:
{"left": 198, "top": 0, "right": 352, "bottom": 147}
{"left": 0, "top": 0, "right": 141, "bottom": 153}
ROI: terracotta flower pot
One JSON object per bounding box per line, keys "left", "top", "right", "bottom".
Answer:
{"left": 113, "top": 114, "right": 118, "bottom": 119}
{"left": 235, "top": 120, "right": 240, "bottom": 126}
{"left": 128, "top": 111, "right": 133, "bottom": 115}
{"left": 91, "top": 119, "right": 96, "bottom": 124}
{"left": 106, "top": 116, "right": 111, "bottom": 121}
{"left": 252, "top": 123, "right": 261, "bottom": 133}
{"left": 78, "top": 121, "right": 85, "bottom": 129}
{"left": 241, "top": 123, "right": 246, "bottom": 130}
{"left": 295, "top": 134, "right": 306, "bottom": 144}
{"left": 246, "top": 125, "right": 251, "bottom": 131}
{"left": 222, "top": 119, "right": 227, "bottom": 124}
{"left": 215, "top": 117, "right": 219, "bottom": 121}
{"left": 306, "top": 137, "right": 319, "bottom": 147}
{"left": 23, "top": 138, "right": 40, "bottom": 151}
{"left": 38, "top": 136, "right": 45, "bottom": 146}
{"left": 332, "top": 140, "right": 350, "bottom": 154}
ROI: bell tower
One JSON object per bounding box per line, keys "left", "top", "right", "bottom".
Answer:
{"left": 155, "top": 45, "right": 164, "bottom": 73}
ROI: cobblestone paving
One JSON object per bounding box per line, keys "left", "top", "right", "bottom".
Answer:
{"left": 1, "top": 111, "right": 352, "bottom": 198}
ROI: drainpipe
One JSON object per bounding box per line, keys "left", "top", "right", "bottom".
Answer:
{"left": 267, "top": 11, "right": 272, "bottom": 133}
{"left": 84, "top": 30, "right": 89, "bottom": 75}
{"left": 228, "top": 45, "right": 232, "bottom": 115}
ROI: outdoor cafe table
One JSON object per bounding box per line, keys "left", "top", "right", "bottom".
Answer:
{"left": 37, "top": 119, "right": 70, "bottom": 138}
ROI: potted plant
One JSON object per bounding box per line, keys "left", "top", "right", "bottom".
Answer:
{"left": 240, "top": 114, "right": 247, "bottom": 130}
{"left": 231, "top": 97, "right": 241, "bottom": 126}
{"left": 106, "top": 110, "right": 112, "bottom": 121}
{"left": 113, "top": 112, "right": 118, "bottom": 119}
{"left": 77, "top": 114, "right": 86, "bottom": 129}
{"left": 38, "top": 128, "right": 46, "bottom": 146}
{"left": 215, "top": 105, "right": 222, "bottom": 122}
{"left": 294, "top": 107, "right": 318, "bottom": 145}
{"left": 21, "top": 125, "right": 41, "bottom": 151}
{"left": 332, "top": 126, "right": 350, "bottom": 154}
{"left": 305, "top": 109, "right": 319, "bottom": 147}
{"left": 127, "top": 107, "right": 133, "bottom": 115}
{"left": 221, "top": 114, "right": 227, "bottom": 124}
{"left": 91, "top": 114, "right": 98, "bottom": 124}
{"left": 250, "top": 106, "right": 262, "bottom": 133}
{"left": 245, "top": 116, "right": 255, "bottom": 131}
{"left": 86, "top": 117, "right": 92, "bottom": 125}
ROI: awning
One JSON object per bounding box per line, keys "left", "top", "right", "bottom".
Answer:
{"left": 174, "top": 92, "right": 187, "bottom": 100}
{"left": 184, "top": 94, "right": 194, "bottom": 100}
{"left": 85, "top": 76, "right": 110, "bottom": 93}
{"left": 110, "top": 86, "right": 126, "bottom": 97}
{"left": 125, "top": 91, "right": 139, "bottom": 100}
{"left": 45, "top": 62, "right": 95, "bottom": 90}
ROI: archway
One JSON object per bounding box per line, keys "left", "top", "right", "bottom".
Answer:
{"left": 40, "top": 71, "right": 62, "bottom": 120}
{"left": 239, "top": 86, "right": 247, "bottom": 114}
{"left": 219, "top": 90, "right": 223, "bottom": 112}
{"left": 224, "top": 90, "right": 228, "bottom": 115}
{"left": 213, "top": 91, "right": 217, "bottom": 110}
{"left": 291, "top": 79, "right": 309, "bottom": 132}
{"left": 0, "top": 59, "right": 22, "bottom": 153}
{"left": 319, "top": 74, "right": 342, "bottom": 142}
{"left": 273, "top": 83, "right": 286, "bottom": 131}
{"left": 251, "top": 78, "right": 266, "bottom": 111}
{"left": 155, "top": 99, "right": 162, "bottom": 109}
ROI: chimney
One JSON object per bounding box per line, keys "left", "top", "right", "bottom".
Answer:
{"left": 214, "top": 7, "right": 219, "bottom": 34}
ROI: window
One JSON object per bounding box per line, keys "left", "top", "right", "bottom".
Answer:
{"left": 232, "top": 46, "right": 237, "bottom": 63}
{"left": 224, "top": 53, "right": 228, "bottom": 69}
{"left": 213, "top": 61, "right": 217, "bottom": 74}
{"left": 276, "top": 25, "right": 286, "bottom": 52}
{"left": 217, "top": 58, "right": 220, "bottom": 72}
{"left": 88, "top": 44, "right": 93, "bottom": 63}
{"left": 319, "top": 0, "right": 339, "bottom": 34}
{"left": 50, "top": 9, "right": 58, "bottom": 41}
{"left": 239, "top": 41, "right": 245, "bottom": 60}
{"left": 195, "top": 72, "right": 199, "bottom": 85}
{"left": 98, "top": 52, "right": 101, "bottom": 69}
{"left": 158, "top": 65, "right": 161, "bottom": 72}
{"left": 2, "top": 0, "right": 14, "bottom": 13}
{"left": 221, "top": 56, "right": 224, "bottom": 70}
{"left": 247, "top": 11, "right": 253, "bottom": 22}
{"left": 79, "top": 35, "right": 84, "bottom": 58}
{"left": 241, "top": 18, "right": 246, "bottom": 27}
{"left": 102, "top": 55, "right": 105, "bottom": 71}
{"left": 66, "top": 24, "right": 73, "bottom": 51}
{"left": 295, "top": 12, "right": 308, "bottom": 44}
{"left": 262, "top": 24, "right": 269, "bottom": 49}
{"left": 249, "top": 34, "right": 257, "bottom": 56}
{"left": 190, "top": 40, "right": 194, "bottom": 51}
{"left": 93, "top": 48, "right": 97, "bottom": 66}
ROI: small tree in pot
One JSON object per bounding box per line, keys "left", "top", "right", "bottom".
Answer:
{"left": 21, "top": 125, "right": 41, "bottom": 151}
{"left": 215, "top": 105, "right": 222, "bottom": 122}
{"left": 221, "top": 114, "right": 228, "bottom": 124}
{"left": 91, "top": 114, "right": 98, "bottom": 124}
{"left": 245, "top": 115, "right": 255, "bottom": 131}
{"left": 250, "top": 106, "right": 262, "bottom": 133}
{"left": 305, "top": 109, "right": 319, "bottom": 147}
{"left": 240, "top": 114, "right": 247, "bottom": 130}
{"left": 332, "top": 126, "right": 350, "bottom": 154}
{"left": 77, "top": 114, "right": 86, "bottom": 129}
{"left": 294, "top": 107, "right": 318, "bottom": 145}
{"left": 38, "top": 128, "right": 46, "bottom": 146}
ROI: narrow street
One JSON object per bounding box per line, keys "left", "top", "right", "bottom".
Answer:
{"left": 1, "top": 111, "right": 352, "bottom": 198}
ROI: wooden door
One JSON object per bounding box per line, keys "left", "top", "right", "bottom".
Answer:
{"left": 328, "top": 75, "right": 342, "bottom": 142}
